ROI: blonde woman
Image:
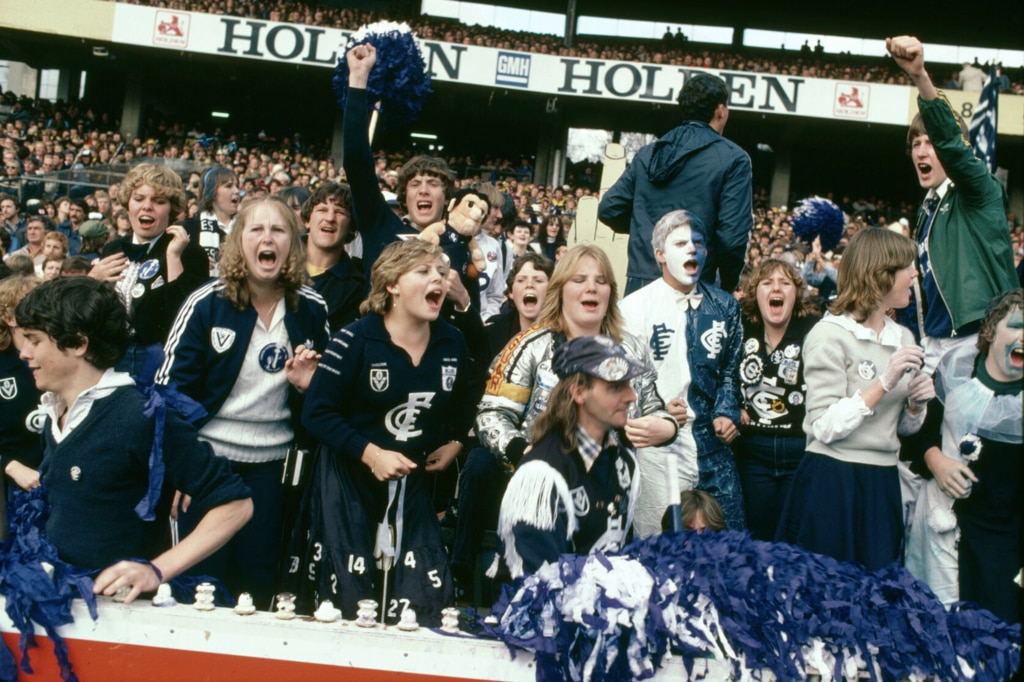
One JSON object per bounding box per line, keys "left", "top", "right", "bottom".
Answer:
{"left": 157, "top": 196, "right": 329, "bottom": 605}
{"left": 455, "top": 246, "right": 675, "bottom": 585}
{"left": 300, "top": 239, "right": 475, "bottom": 626}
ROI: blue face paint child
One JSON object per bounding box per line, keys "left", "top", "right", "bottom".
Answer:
{"left": 985, "top": 305, "right": 1023, "bottom": 383}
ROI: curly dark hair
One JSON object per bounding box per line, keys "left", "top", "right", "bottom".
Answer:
{"left": 739, "top": 259, "right": 814, "bottom": 326}
{"left": 977, "top": 288, "right": 1023, "bottom": 357}
{"left": 300, "top": 182, "right": 352, "bottom": 223}
{"left": 396, "top": 155, "right": 455, "bottom": 211}
{"left": 15, "top": 277, "right": 128, "bottom": 370}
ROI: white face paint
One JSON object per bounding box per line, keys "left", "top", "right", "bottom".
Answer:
{"left": 656, "top": 225, "right": 706, "bottom": 291}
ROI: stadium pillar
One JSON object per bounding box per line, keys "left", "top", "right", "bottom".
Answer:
{"left": 732, "top": 22, "right": 745, "bottom": 49}
{"left": 330, "top": 109, "right": 344, "bottom": 170}
{"left": 120, "top": 79, "right": 144, "bottom": 142}
{"left": 770, "top": 145, "right": 792, "bottom": 210}
{"left": 535, "top": 118, "right": 568, "bottom": 188}
{"left": 563, "top": 0, "right": 576, "bottom": 48}
{"left": 55, "top": 69, "right": 81, "bottom": 103}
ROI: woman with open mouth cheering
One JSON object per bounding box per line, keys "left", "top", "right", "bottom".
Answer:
{"left": 299, "top": 239, "right": 476, "bottom": 626}
{"left": 733, "top": 259, "right": 819, "bottom": 541}
{"left": 156, "top": 195, "right": 329, "bottom": 607}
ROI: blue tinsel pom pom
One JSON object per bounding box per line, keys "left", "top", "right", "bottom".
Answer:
{"left": 487, "top": 531, "right": 1021, "bottom": 682}
{"left": 1, "top": 487, "right": 98, "bottom": 682}
{"left": 333, "top": 21, "right": 433, "bottom": 130}
{"left": 791, "top": 196, "right": 847, "bottom": 252}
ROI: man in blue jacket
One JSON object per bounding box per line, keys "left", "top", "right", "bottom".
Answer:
{"left": 599, "top": 73, "right": 752, "bottom": 295}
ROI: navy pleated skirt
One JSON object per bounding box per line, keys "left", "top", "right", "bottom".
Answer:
{"left": 775, "top": 451, "right": 902, "bottom": 572}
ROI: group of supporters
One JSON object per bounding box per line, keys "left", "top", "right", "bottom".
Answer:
{"left": 0, "top": 35, "right": 1020, "bottom": 636}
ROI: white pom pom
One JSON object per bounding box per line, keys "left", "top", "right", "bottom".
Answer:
{"left": 927, "top": 505, "right": 958, "bottom": 534}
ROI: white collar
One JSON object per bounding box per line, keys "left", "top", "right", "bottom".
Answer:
{"left": 926, "top": 177, "right": 953, "bottom": 203}
{"left": 131, "top": 233, "right": 161, "bottom": 248}
{"left": 43, "top": 368, "right": 135, "bottom": 441}
{"left": 821, "top": 312, "right": 904, "bottom": 348}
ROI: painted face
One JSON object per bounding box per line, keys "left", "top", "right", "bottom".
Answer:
{"left": 985, "top": 307, "right": 1023, "bottom": 383}
{"left": 128, "top": 184, "right": 172, "bottom": 241}
{"left": 19, "top": 329, "right": 79, "bottom": 397}
{"left": 574, "top": 377, "right": 637, "bottom": 435}
{"left": 910, "top": 134, "right": 949, "bottom": 191}
{"left": 242, "top": 203, "right": 292, "bottom": 286}
{"left": 306, "top": 199, "right": 351, "bottom": 254}
{"left": 405, "top": 173, "right": 446, "bottom": 229}
{"left": 510, "top": 262, "right": 549, "bottom": 325}
{"left": 213, "top": 178, "right": 241, "bottom": 220}
{"left": 561, "top": 255, "right": 611, "bottom": 337}
{"left": 656, "top": 225, "right": 706, "bottom": 292}
{"left": 882, "top": 263, "right": 917, "bottom": 310}
{"left": 387, "top": 256, "right": 449, "bottom": 323}
{"left": 756, "top": 267, "right": 797, "bottom": 329}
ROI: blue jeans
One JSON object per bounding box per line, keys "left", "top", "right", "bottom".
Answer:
{"left": 734, "top": 433, "right": 805, "bottom": 541}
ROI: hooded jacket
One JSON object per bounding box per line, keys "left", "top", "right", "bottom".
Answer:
{"left": 599, "top": 121, "right": 752, "bottom": 291}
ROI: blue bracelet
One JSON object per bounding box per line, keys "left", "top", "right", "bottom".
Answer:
{"left": 125, "top": 557, "right": 164, "bottom": 585}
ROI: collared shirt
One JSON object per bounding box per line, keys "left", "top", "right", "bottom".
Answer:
{"left": 575, "top": 427, "right": 621, "bottom": 472}
{"left": 918, "top": 178, "right": 954, "bottom": 338}
{"left": 809, "top": 313, "right": 925, "bottom": 443}
{"left": 43, "top": 368, "right": 135, "bottom": 443}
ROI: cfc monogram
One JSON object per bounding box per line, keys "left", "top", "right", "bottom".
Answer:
{"left": 385, "top": 392, "right": 435, "bottom": 442}
{"left": 649, "top": 323, "right": 675, "bottom": 362}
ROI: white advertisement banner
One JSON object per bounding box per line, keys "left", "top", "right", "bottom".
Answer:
{"left": 110, "top": 5, "right": 913, "bottom": 128}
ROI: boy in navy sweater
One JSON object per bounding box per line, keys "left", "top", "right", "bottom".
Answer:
{"left": 15, "top": 277, "right": 252, "bottom": 603}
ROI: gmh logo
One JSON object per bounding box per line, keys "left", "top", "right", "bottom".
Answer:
{"left": 496, "top": 52, "right": 530, "bottom": 87}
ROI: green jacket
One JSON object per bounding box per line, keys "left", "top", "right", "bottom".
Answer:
{"left": 916, "top": 94, "right": 1017, "bottom": 333}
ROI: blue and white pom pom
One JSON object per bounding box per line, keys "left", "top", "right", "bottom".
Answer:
{"left": 958, "top": 433, "right": 982, "bottom": 463}
{"left": 333, "top": 21, "right": 432, "bottom": 129}
{"left": 486, "top": 531, "right": 1021, "bottom": 682}
{"left": 791, "top": 196, "right": 846, "bottom": 252}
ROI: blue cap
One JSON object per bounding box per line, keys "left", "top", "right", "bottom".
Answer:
{"left": 551, "top": 335, "right": 646, "bottom": 382}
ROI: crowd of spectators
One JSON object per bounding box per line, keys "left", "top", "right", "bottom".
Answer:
{"left": 108, "top": 0, "right": 1024, "bottom": 94}
{"left": 3, "top": 27, "right": 1023, "bottom": 284}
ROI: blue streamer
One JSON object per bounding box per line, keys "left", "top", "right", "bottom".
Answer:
{"left": 0, "top": 487, "right": 98, "bottom": 682}
{"left": 486, "top": 531, "right": 1021, "bottom": 682}
{"left": 134, "top": 382, "right": 207, "bottom": 522}
{"left": 0, "top": 638, "right": 14, "bottom": 682}
{"left": 333, "top": 21, "right": 433, "bottom": 130}
{"left": 791, "top": 196, "right": 846, "bottom": 253}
